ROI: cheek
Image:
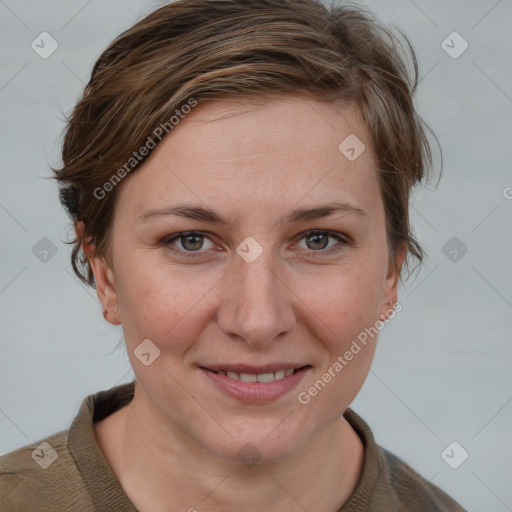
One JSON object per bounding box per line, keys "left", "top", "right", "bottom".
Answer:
{"left": 292, "top": 262, "right": 384, "bottom": 405}
{"left": 295, "top": 261, "right": 385, "bottom": 337}
{"left": 296, "top": 271, "right": 380, "bottom": 416}
{"left": 115, "top": 257, "right": 215, "bottom": 350}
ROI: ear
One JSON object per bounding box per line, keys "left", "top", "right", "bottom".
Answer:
{"left": 89, "top": 254, "right": 121, "bottom": 325}
{"left": 379, "top": 243, "right": 407, "bottom": 321}
{"left": 74, "top": 221, "right": 121, "bottom": 326}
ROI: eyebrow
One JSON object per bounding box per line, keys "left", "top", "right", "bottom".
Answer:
{"left": 139, "top": 201, "right": 368, "bottom": 226}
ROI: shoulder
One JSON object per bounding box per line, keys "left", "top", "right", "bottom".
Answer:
{"left": 0, "top": 430, "right": 92, "bottom": 512}
{"left": 342, "top": 408, "right": 467, "bottom": 512}
{"left": 377, "top": 446, "right": 467, "bottom": 511}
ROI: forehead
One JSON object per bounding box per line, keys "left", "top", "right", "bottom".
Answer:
{"left": 176, "top": 95, "right": 370, "bottom": 164}
{"left": 115, "top": 95, "right": 382, "bottom": 225}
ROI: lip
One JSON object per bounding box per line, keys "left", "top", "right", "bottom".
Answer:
{"left": 200, "top": 365, "right": 311, "bottom": 403}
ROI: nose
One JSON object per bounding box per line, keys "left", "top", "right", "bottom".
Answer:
{"left": 216, "top": 243, "right": 296, "bottom": 347}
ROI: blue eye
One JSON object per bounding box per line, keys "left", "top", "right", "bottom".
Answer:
{"left": 164, "top": 230, "right": 348, "bottom": 259}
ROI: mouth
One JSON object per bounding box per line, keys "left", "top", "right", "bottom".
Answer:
{"left": 199, "top": 364, "right": 312, "bottom": 402}
{"left": 200, "top": 365, "right": 311, "bottom": 383}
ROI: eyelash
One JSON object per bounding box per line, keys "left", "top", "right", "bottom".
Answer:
{"left": 162, "top": 230, "right": 349, "bottom": 260}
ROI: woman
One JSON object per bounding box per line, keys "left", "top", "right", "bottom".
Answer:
{"left": 0, "top": 0, "right": 467, "bottom": 510}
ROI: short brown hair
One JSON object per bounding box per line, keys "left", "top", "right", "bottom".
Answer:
{"left": 53, "top": 0, "right": 438, "bottom": 288}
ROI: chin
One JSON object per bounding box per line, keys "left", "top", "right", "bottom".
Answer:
{"left": 200, "top": 419, "right": 313, "bottom": 466}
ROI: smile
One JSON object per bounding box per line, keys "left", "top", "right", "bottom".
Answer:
{"left": 208, "top": 367, "right": 301, "bottom": 382}
{"left": 200, "top": 365, "right": 312, "bottom": 402}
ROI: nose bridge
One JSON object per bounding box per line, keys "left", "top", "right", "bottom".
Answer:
{"left": 217, "top": 240, "right": 294, "bottom": 346}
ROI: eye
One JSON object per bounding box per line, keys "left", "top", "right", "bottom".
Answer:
{"left": 163, "top": 229, "right": 349, "bottom": 260}
{"left": 164, "top": 231, "right": 217, "bottom": 258}
{"left": 294, "top": 230, "right": 348, "bottom": 255}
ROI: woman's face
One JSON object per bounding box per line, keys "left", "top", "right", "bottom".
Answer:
{"left": 91, "top": 95, "right": 403, "bottom": 462}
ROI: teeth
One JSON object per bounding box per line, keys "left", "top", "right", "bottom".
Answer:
{"left": 256, "top": 372, "right": 274, "bottom": 383}
{"left": 240, "top": 372, "right": 258, "bottom": 383}
{"left": 215, "top": 368, "right": 300, "bottom": 382}
{"left": 274, "top": 369, "right": 285, "bottom": 380}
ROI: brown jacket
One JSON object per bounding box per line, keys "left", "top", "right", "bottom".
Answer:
{"left": 0, "top": 382, "right": 467, "bottom": 511}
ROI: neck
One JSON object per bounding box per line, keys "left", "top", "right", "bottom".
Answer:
{"left": 94, "top": 387, "right": 364, "bottom": 512}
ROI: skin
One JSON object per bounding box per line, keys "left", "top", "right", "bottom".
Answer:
{"left": 90, "top": 95, "right": 406, "bottom": 512}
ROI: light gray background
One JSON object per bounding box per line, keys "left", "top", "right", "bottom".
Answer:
{"left": 1, "top": 0, "right": 511, "bottom": 510}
